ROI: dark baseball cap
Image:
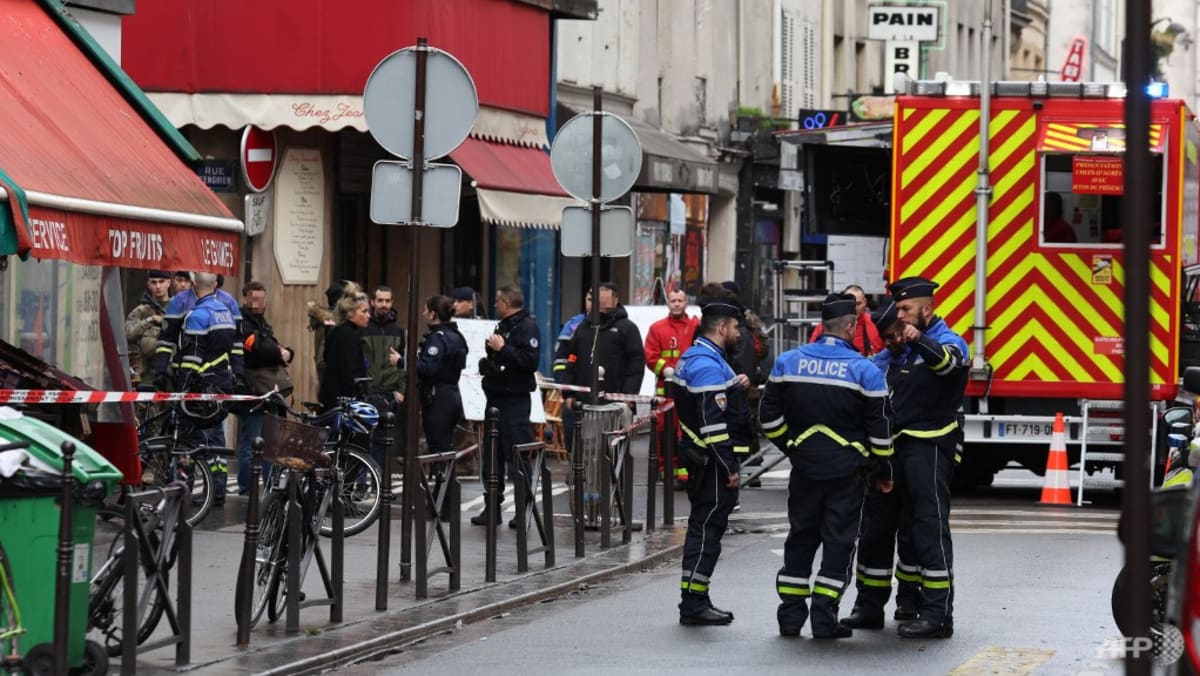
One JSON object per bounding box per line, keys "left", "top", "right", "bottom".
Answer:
{"left": 451, "top": 287, "right": 475, "bottom": 301}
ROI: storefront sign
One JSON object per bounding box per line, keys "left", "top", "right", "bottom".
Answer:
{"left": 1072, "top": 155, "right": 1124, "bottom": 195}
{"left": 868, "top": 5, "right": 940, "bottom": 41}
{"left": 798, "top": 109, "right": 844, "bottom": 129}
{"left": 273, "top": 148, "right": 325, "bottom": 285}
{"left": 22, "top": 206, "right": 239, "bottom": 275}
{"left": 244, "top": 193, "right": 271, "bottom": 237}
{"left": 196, "top": 160, "right": 238, "bottom": 193}
{"left": 850, "top": 96, "right": 896, "bottom": 121}
{"left": 884, "top": 41, "right": 919, "bottom": 93}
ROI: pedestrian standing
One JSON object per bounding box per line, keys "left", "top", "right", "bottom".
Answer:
{"left": 759, "top": 293, "right": 892, "bottom": 639}
{"left": 811, "top": 284, "right": 884, "bottom": 356}
{"left": 551, "top": 291, "right": 590, "bottom": 455}
{"left": 472, "top": 285, "right": 541, "bottom": 526}
{"left": 417, "top": 295, "right": 468, "bottom": 521}
{"left": 643, "top": 287, "right": 698, "bottom": 490}
{"left": 451, "top": 286, "right": 480, "bottom": 319}
{"left": 237, "top": 281, "right": 293, "bottom": 495}
{"left": 362, "top": 285, "right": 406, "bottom": 470}
{"left": 318, "top": 293, "right": 370, "bottom": 411}
{"left": 674, "top": 290, "right": 745, "bottom": 626}
{"left": 840, "top": 297, "right": 921, "bottom": 630}
{"left": 886, "top": 276, "right": 969, "bottom": 639}
{"left": 125, "top": 270, "right": 171, "bottom": 388}
{"left": 561, "top": 282, "right": 644, "bottom": 406}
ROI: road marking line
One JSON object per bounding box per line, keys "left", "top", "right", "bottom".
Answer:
{"left": 952, "top": 509, "right": 1117, "bottom": 520}
{"left": 948, "top": 646, "right": 1055, "bottom": 675}
{"left": 955, "top": 528, "right": 1111, "bottom": 534}
{"left": 950, "top": 519, "right": 1114, "bottom": 529}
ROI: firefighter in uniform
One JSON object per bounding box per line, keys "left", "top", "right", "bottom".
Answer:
{"left": 417, "top": 295, "right": 468, "bottom": 521}
{"left": 760, "top": 293, "right": 892, "bottom": 639}
{"left": 841, "top": 298, "right": 921, "bottom": 630}
{"left": 674, "top": 291, "right": 746, "bottom": 626}
{"left": 644, "top": 288, "right": 699, "bottom": 489}
{"left": 886, "top": 277, "right": 968, "bottom": 639}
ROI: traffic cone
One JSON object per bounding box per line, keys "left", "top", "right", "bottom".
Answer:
{"left": 1039, "top": 412, "right": 1072, "bottom": 505}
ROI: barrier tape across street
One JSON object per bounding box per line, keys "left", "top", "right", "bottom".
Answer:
{"left": 0, "top": 389, "right": 275, "bottom": 405}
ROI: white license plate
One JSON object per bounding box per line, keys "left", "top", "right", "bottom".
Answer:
{"left": 995, "top": 422, "right": 1055, "bottom": 439}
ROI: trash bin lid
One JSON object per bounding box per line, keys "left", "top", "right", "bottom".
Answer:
{"left": 0, "top": 406, "right": 123, "bottom": 489}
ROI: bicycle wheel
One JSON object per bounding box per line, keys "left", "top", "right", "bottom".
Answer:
{"left": 88, "top": 507, "right": 167, "bottom": 657}
{"left": 322, "top": 445, "right": 382, "bottom": 537}
{"left": 266, "top": 549, "right": 289, "bottom": 623}
{"left": 139, "top": 439, "right": 215, "bottom": 527}
{"left": 240, "top": 491, "right": 286, "bottom": 628}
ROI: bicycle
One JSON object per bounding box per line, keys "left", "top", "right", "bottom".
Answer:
{"left": 87, "top": 489, "right": 180, "bottom": 658}
{"left": 135, "top": 399, "right": 234, "bottom": 527}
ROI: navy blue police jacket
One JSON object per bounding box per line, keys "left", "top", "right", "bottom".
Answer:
{"left": 169, "top": 292, "right": 244, "bottom": 393}
{"left": 672, "top": 336, "right": 746, "bottom": 480}
{"left": 481, "top": 309, "right": 541, "bottom": 397}
{"left": 760, "top": 334, "right": 891, "bottom": 480}
{"left": 886, "top": 317, "right": 970, "bottom": 451}
{"left": 417, "top": 321, "right": 468, "bottom": 394}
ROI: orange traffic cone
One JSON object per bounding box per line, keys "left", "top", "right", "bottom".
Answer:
{"left": 1039, "top": 412, "right": 1072, "bottom": 505}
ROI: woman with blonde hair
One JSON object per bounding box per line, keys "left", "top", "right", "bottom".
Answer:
{"left": 318, "top": 291, "right": 370, "bottom": 411}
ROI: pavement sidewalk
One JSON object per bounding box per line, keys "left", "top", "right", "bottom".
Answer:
{"left": 120, "top": 434, "right": 695, "bottom": 675}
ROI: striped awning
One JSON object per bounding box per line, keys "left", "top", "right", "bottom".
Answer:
{"left": 1036, "top": 121, "right": 1166, "bottom": 153}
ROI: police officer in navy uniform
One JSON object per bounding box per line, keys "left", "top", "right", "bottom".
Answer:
{"left": 760, "top": 293, "right": 892, "bottom": 639}
{"left": 674, "top": 288, "right": 746, "bottom": 626}
{"left": 842, "top": 298, "right": 922, "bottom": 630}
{"left": 473, "top": 284, "right": 541, "bottom": 526}
{"left": 417, "top": 295, "right": 468, "bottom": 521}
{"left": 886, "top": 277, "right": 969, "bottom": 639}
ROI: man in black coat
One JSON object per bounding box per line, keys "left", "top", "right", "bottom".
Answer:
{"left": 237, "top": 281, "right": 292, "bottom": 494}
{"left": 562, "top": 282, "right": 644, "bottom": 407}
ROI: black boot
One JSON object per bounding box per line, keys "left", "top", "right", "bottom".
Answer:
{"left": 894, "top": 606, "right": 919, "bottom": 622}
{"left": 898, "top": 618, "right": 953, "bottom": 639}
{"left": 470, "top": 509, "right": 501, "bottom": 526}
{"left": 840, "top": 606, "right": 884, "bottom": 630}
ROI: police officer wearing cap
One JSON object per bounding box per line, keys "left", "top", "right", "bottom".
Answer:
{"left": 841, "top": 297, "right": 921, "bottom": 630}
{"left": 885, "top": 276, "right": 969, "bottom": 639}
{"left": 417, "top": 295, "right": 468, "bottom": 520}
{"left": 674, "top": 288, "right": 746, "bottom": 626}
{"left": 760, "top": 293, "right": 892, "bottom": 639}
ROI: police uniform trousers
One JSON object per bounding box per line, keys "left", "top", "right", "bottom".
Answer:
{"left": 679, "top": 455, "right": 738, "bottom": 614}
{"left": 484, "top": 393, "right": 533, "bottom": 506}
{"left": 895, "top": 436, "right": 955, "bottom": 626}
{"left": 851, "top": 474, "right": 920, "bottom": 615}
{"left": 775, "top": 471, "right": 865, "bottom": 636}
{"left": 422, "top": 386, "right": 462, "bottom": 520}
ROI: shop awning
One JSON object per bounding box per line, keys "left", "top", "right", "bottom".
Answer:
{"left": 0, "top": 0, "right": 241, "bottom": 274}
{"left": 1036, "top": 121, "right": 1167, "bottom": 153}
{"left": 623, "top": 117, "right": 719, "bottom": 194}
{"left": 450, "top": 138, "right": 581, "bottom": 229}
{"left": 776, "top": 122, "right": 895, "bottom": 148}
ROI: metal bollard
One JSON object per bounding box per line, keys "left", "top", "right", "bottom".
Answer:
{"left": 663, "top": 405, "right": 676, "bottom": 527}
{"left": 645, "top": 400, "right": 660, "bottom": 532}
{"left": 449, "top": 474, "right": 462, "bottom": 591}
{"left": 236, "top": 437, "right": 265, "bottom": 646}
{"left": 484, "top": 406, "right": 500, "bottom": 582}
{"left": 121, "top": 495, "right": 138, "bottom": 676}
{"left": 53, "top": 441, "right": 75, "bottom": 676}
{"left": 540, "top": 452, "right": 555, "bottom": 568}
{"left": 177, "top": 483, "right": 193, "bottom": 666}
{"left": 285, "top": 471, "right": 301, "bottom": 633}
{"left": 330, "top": 462, "right": 345, "bottom": 622}
{"left": 514, "top": 445, "right": 528, "bottom": 572}
{"left": 623, "top": 437, "right": 634, "bottom": 545}
{"left": 572, "top": 400, "right": 586, "bottom": 558}
{"left": 600, "top": 434, "right": 614, "bottom": 549}
{"left": 376, "top": 411, "right": 396, "bottom": 611}
{"left": 415, "top": 463, "right": 428, "bottom": 599}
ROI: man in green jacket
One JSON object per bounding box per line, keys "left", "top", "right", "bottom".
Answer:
{"left": 363, "top": 285, "right": 406, "bottom": 467}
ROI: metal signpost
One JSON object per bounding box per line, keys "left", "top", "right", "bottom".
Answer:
{"left": 363, "top": 39, "right": 477, "bottom": 590}
{"left": 550, "top": 86, "right": 642, "bottom": 404}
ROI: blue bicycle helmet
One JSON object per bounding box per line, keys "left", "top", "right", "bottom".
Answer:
{"left": 344, "top": 401, "right": 380, "bottom": 435}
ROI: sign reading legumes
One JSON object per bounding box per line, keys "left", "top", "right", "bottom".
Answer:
{"left": 273, "top": 148, "right": 325, "bottom": 284}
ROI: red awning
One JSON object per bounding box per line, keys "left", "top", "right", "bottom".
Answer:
{"left": 0, "top": 0, "right": 241, "bottom": 274}
{"left": 449, "top": 139, "right": 579, "bottom": 229}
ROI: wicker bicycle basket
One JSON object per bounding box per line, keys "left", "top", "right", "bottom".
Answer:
{"left": 262, "top": 413, "right": 331, "bottom": 471}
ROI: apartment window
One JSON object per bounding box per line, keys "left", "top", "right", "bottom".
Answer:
{"left": 801, "top": 20, "right": 817, "bottom": 108}
{"left": 694, "top": 76, "right": 707, "bottom": 124}
{"left": 780, "top": 9, "right": 795, "bottom": 116}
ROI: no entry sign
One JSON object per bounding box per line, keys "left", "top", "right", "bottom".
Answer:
{"left": 241, "top": 126, "right": 278, "bottom": 193}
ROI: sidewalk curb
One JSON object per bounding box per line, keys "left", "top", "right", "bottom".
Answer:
{"left": 260, "top": 535, "right": 686, "bottom": 675}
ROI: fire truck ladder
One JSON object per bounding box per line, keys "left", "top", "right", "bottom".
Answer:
{"left": 771, "top": 259, "right": 834, "bottom": 359}
{"left": 1075, "top": 398, "right": 1162, "bottom": 506}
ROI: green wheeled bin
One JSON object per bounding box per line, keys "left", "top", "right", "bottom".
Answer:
{"left": 0, "top": 407, "right": 123, "bottom": 674}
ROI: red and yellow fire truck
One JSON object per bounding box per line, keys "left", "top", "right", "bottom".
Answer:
{"left": 889, "top": 80, "right": 1200, "bottom": 491}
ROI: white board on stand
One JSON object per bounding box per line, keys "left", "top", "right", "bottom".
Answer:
{"left": 826, "top": 235, "right": 888, "bottom": 295}
{"left": 455, "top": 318, "right": 546, "bottom": 423}
{"left": 619, "top": 304, "right": 700, "bottom": 399}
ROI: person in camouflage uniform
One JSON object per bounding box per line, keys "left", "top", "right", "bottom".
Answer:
{"left": 125, "top": 270, "right": 172, "bottom": 387}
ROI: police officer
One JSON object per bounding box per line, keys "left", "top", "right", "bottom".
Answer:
{"left": 886, "top": 277, "right": 969, "bottom": 639}
{"left": 841, "top": 298, "right": 921, "bottom": 630}
{"left": 153, "top": 272, "right": 245, "bottom": 501}
{"left": 760, "top": 293, "right": 892, "bottom": 639}
{"left": 417, "top": 295, "right": 468, "bottom": 520}
{"left": 674, "top": 289, "right": 746, "bottom": 626}
{"left": 473, "top": 284, "right": 541, "bottom": 526}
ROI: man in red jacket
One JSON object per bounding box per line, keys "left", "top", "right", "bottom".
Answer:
{"left": 644, "top": 288, "right": 699, "bottom": 490}
{"left": 810, "top": 284, "right": 883, "bottom": 356}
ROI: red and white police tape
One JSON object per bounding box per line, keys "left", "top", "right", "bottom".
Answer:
{"left": 0, "top": 389, "right": 274, "bottom": 405}
{"left": 538, "top": 380, "right": 664, "bottom": 405}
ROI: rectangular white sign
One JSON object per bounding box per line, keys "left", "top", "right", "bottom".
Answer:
{"left": 884, "top": 41, "right": 920, "bottom": 93}
{"left": 867, "top": 5, "right": 940, "bottom": 42}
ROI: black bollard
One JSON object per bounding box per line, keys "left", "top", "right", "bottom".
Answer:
{"left": 663, "top": 405, "right": 676, "bottom": 527}
{"left": 623, "top": 437, "right": 635, "bottom": 545}
{"left": 449, "top": 474, "right": 461, "bottom": 591}
{"left": 53, "top": 441, "right": 75, "bottom": 676}
{"left": 514, "top": 446, "right": 528, "bottom": 573}
{"left": 572, "top": 400, "right": 586, "bottom": 558}
{"left": 600, "top": 434, "right": 613, "bottom": 549}
{"left": 376, "top": 411, "right": 396, "bottom": 611}
{"left": 285, "top": 469, "right": 301, "bottom": 633}
{"left": 415, "top": 461, "right": 428, "bottom": 600}
{"left": 485, "top": 406, "right": 500, "bottom": 582}
{"left": 646, "top": 399, "right": 660, "bottom": 532}
{"left": 331, "top": 461, "right": 344, "bottom": 622}
{"left": 236, "top": 437, "right": 265, "bottom": 646}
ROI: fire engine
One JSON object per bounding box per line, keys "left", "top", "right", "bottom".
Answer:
{"left": 889, "top": 79, "right": 1200, "bottom": 494}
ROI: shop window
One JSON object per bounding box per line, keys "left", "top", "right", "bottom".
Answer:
{"left": 1040, "top": 153, "right": 1164, "bottom": 246}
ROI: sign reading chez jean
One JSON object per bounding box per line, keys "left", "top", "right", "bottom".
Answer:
{"left": 867, "top": 5, "right": 940, "bottom": 42}
{"left": 196, "top": 160, "right": 238, "bottom": 193}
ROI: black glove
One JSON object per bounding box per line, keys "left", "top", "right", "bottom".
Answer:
{"left": 233, "top": 377, "right": 250, "bottom": 396}
{"left": 868, "top": 457, "right": 893, "bottom": 487}
{"left": 153, "top": 373, "right": 171, "bottom": 392}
